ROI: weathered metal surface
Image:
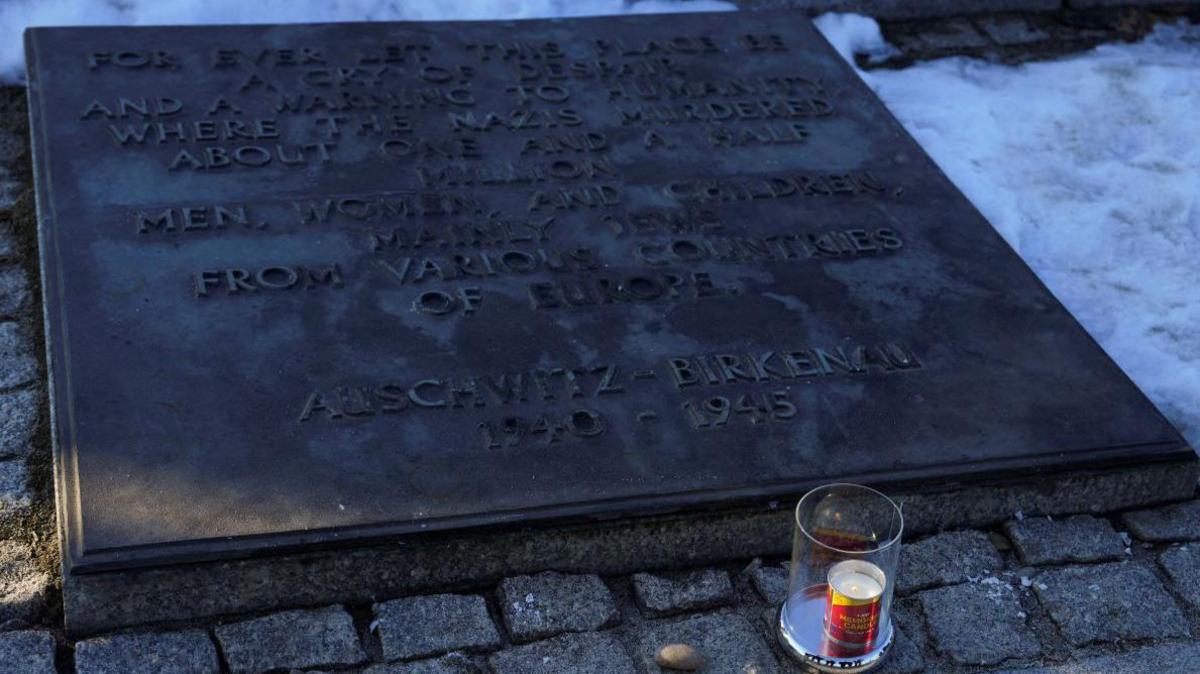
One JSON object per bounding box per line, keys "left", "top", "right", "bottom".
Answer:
{"left": 24, "top": 11, "right": 1190, "bottom": 574}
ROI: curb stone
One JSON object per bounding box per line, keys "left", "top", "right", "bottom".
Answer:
{"left": 630, "top": 611, "right": 779, "bottom": 674}
{"left": 1033, "top": 562, "right": 1188, "bottom": 646}
{"left": 213, "top": 606, "right": 366, "bottom": 674}
{"left": 632, "top": 568, "right": 735, "bottom": 617}
{"left": 74, "top": 629, "right": 220, "bottom": 674}
{"left": 1158, "top": 544, "right": 1200, "bottom": 612}
{"left": 498, "top": 572, "right": 620, "bottom": 644}
{"left": 897, "top": 531, "right": 1003, "bottom": 595}
{"left": 0, "top": 630, "right": 56, "bottom": 674}
{"left": 0, "top": 321, "right": 37, "bottom": 391}
{"left": 1121, "top": 500, "right": 1200, "bottom": 542}
{"left": 488, "top": 632, "right": 636, "bottom": 674}
{"left": 373, "top": 594, "right": 501, "bottom": 662}
{"left": 918, "top": 581, "right": 1041, "bottom": 665}
{"left": 0, "top": 539, "right": 51, "bottom": 629}
{"left": 1003, "top": 515, "right": 1125, "bottom": 565}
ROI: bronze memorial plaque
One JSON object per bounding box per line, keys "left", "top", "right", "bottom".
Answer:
{"left": 25, "top": 11, "right": 1190, "bottom": 574}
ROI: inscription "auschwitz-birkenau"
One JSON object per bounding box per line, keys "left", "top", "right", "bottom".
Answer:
{"left": 27, "top": 11, "right": 1189, "bottom": 573}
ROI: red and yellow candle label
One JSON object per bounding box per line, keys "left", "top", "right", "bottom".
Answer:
{"left": 824, "top": 560, "right": 885, "bottom": 653}
{"left": 826, "top": 587, "right": 882, "bottom": 647}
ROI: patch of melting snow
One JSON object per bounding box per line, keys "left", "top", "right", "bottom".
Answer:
{"left": 816, "top": 16, "right": 1200, "bottom": 448}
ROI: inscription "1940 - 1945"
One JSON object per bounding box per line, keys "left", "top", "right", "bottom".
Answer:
{"left": 297, "top": 343, "right": 922, "bottom": 448}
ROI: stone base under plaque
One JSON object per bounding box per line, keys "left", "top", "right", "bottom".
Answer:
{"left": 64, "top": 458, "right": 1197, "bottom": 636}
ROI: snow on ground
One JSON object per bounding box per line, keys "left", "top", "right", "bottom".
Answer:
{"left": 0, "top": 3, "right": 1196, "bottom": 445}
{"left": 816, "top": 15, "right": 1200, "bottom": 446}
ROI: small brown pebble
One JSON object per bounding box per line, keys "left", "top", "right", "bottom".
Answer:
{"left": 655, "top": 643, "right": 704, "bottom": 671}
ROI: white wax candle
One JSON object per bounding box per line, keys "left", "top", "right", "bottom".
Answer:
{"left": 828, "top": 559, "right": 886, "bottom": 597}
{"left": 830, "top": 567, "right": 883, "bottom": 601}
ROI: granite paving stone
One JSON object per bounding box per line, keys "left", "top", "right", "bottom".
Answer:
{"left": 0, "top": 388, "right": 37, "bottom": 459}
{"left": 632, "top": 568, "right": 734, "bottom": 617}
{"left": 0, "top": 266, "right": 29, "bottom": 317}
{"left": 873, "top": 602, "right": 927, "bottom": 674}
{"left": 890, "top": 600, "right": 930, "bottom": 652}
{"left": 990, "top": 642, "right": 1200, "bottom": 673}
{"left": 74, "top": 629, "right": 219, "bottom": 674}
{"left": 0, "top": 630, "right": 56, "bottom": 674}
{"left": 897, "top": 530, "right": 1002, "bottom": 595}
{"left": 918, "top": 580, "right": 1041, "bottom": 665}
{"left": 889, "top": 18, "right": 990, "bottom": 55}
{"left": 1033, "top": 562, "right": 1187, "bottom": 646}
{"left": 975, "top": 16, "right": 1052, "bottom": 45}
{"left": 1159, "top": 544, "right": 1200, "bottom": 612}
{"left": 362, "top": 653, "right": 479, "bottom": 674}
{"left": 0, "top": 219, "right": 14, "bottom": 260}
{"left": 498, "top": 572, "right": 619, "bottom": 644}
{"left": 0, "top": 458, "right": 33, "bottom": 519}
{"left": 0, "top": 322, "right": 37, "bottom": 390}
{"left": 373, "top": 594, "right": 500, "bottom": 662}
{"left": 1004, "top": 515, "right": 1125, "bottom": 565}
{"left": 0, "top": 540, "right": 51, "bottom": 629}
{"left": 1121, "top": 500, "right": 1200, "bottom": 542}
{"left": 0, "top": 128, "right": 23, "bottom": 164}
{"left": 0, "top": 167, "right": 22, "bottom": 211}
{"left": 630, "top": 611, "right": 778, "bottom": 674}
{"left": 736, "top": 0, "right": 1062, "bottom": 21}
{"left": 746, "top": 559, "right": 790, "bottom": 605}
{"left": 488, "top": 632, "right": 636, "bottom": 674}
{"left": 214, "top": 606, "right": 366, "bottom": 674}
{"left": 874, "top": 623, "right": 925, "bottom": 674}
{"left": 1046, "top": 16, "right": 1115, "bottom": 46}
{"left": 1065, "top": 0, "right": 1171, "bottom": 7}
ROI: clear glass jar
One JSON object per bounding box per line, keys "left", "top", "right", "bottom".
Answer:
{"left": 777, "top": 483, "right": 903, "bottom": 673}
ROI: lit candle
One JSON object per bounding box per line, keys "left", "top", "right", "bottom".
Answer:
{"left": 824, "top": 559, "right": 886, "bottom": 652}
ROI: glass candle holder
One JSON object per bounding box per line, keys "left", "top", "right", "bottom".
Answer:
{"left": 777, "top": 483, "right": 903, "bottom": 673}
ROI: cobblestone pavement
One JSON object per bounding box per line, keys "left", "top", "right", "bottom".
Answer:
{"left": 2, "top": 6, "right": 1200, "bottom": 672}
{"left": 3, "top": 498, "right": 1199, "bottom": 673}
{"left": 873, "top": 6, "right": 1200, "bottom": 69}
{"left": 739, "top": 0, "right": 1200, "bottom": 68}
